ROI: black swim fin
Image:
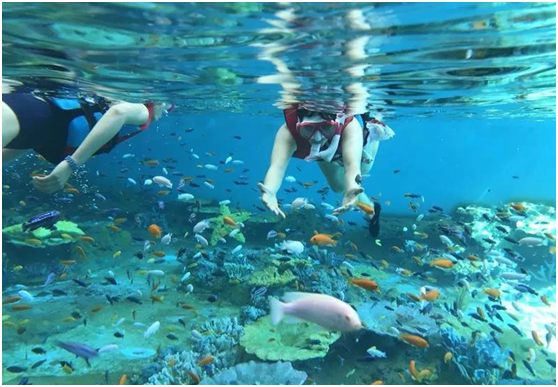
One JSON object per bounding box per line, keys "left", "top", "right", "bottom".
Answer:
{"left": 368, "top": 202, "right": 381, "bottom": 238}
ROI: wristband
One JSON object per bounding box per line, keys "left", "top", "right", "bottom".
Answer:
{"left": 64, "top": 156, "right": 81, "bottom": 173}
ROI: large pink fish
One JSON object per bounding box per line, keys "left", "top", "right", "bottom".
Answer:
{"left": 269, "top": 292, "right": 362, "bottom": 332}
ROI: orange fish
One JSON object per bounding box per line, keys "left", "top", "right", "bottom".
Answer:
{"left": 91, "top": 305, "right": 104, "bottom": 313}
{"left": 151, "top": 251, "right": 166, "bottom": 258}
{"left": 119, "top": 374, "right": 127, "bottom": 385}
{"left": 409, "top": 360, "right": 419, "bottom": 380}
{"left": 302, "top": 182, "right": 315, "bottom": 188}
{"left": 391, "top": 246, "right": 403, "bottom": 253}
{"left": 510, "top": 202, "right": 526, "bottom": 211}
{"left": 3, "top": 296, "right": 21, "bottom": 305}
{"left": 151, "top": 295, "right": 164, "bottom": 303}
{"left": 420, "top": 289, "right": 439, "bottom": 302}
{"left": 371, "top": 381, "right": 384, "bottom": 385}
{"left": 157, "top": 190, "right": 170, "bottom": 196}
{"left": 109, "top": 225, "right": 121, "bottom": 232}
{"left": 471, "top": 20, "right": 488, "bottom": 29}
{"left": 276, "top": 232, "right": 286, "bottom": 239}
{"left": 224, "top": 168, "right": 234, "bottom": 173}
{"left": 467, "top": 254, "right": 480, "bottom": 262}
{"left": 198, "top": 356, "right": 215, "bottom": 366}
{"left": 114, "top": 218, "right": 127, "bottom": 225}
{"left": 79, "top": 236, "right": 95, "bottom": 243}
{"left": 143, "top": 159, "right": 159, "bottom": 167}
{"left": 205, "top": 178, "right": 215, "bottom": 184}
{"left": 532, "top": 330, "right": 543, "bottom": 347}
{"left": 76, "top": 246, "right": 87, "bottom": 258}
{"left": 477, "top": 307, "right": 486, "bottom": 321}
{"left": 483, "top": 288, "right": 501, "bottom": 299}
{"left": 550, "top": 246, "right": 556, "bottom": 255}
{"left": 12, "top": 304, "right": 32, "bottom": 311}
{"left": 60, "top": 260, "right": 76, "bottom": 266}
{"left": 399, "top": 333, "right": 429, "bottom": 348}
{"left": 223, "top": 216, "right": 237, "bottom": 227}
{"left": 355, "top": 202, "right": 375, "bottom": 215}
{"left": 349, "top": 278, "right": 380, "bottom": 293}
{"left": 444, "top": 352, "right": 453, "bottom": 364}
{"left": 182, "top": 176, "right": 194, "bottom": 181}
{"left": 429, "top": 259, "right": 455, "bottom": 269}
{"left": 24, "top": 238, "right": 42, "bottom": 246}
{"left": 148, "top": 224, "right": 162, "bottom": 238}
{"left": 310, "top": 233, "right": 338, "bottom": 247}
{"left": 64, "top": 188, "right": 80, "bottom": 194}
{"left": 186, "top": 370, "right": 200, "bottom": 384}
{"left": 180, "top": 303, "right": 196, "bottom": 310}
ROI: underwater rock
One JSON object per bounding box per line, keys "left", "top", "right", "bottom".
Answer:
{"left": 2, "top": 221, "right": 85, "bottom": 248}
{"left": 248, "top": 266, "right": 296, "bottom": 287}
{"left": 194, "top": 258, "right": 218, "bottom": 284}
{"left": 240, "top": 316, "right": 340, "bottom": 361}
{"left": 441, "top": 328, "right": 509, "bottom": 384}
{"left": 199, "top": 361, "right": 307, "bottom": 385}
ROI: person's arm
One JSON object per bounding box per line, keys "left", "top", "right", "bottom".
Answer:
{"left": 33, "top": 103, "right": 149, "bottom": 193}
{"left": 2, "top": 148, "right": 29, "bottom": 163}
{"left": 263, "top": 124, "right": 296, "bottom": 194}
{"left": 258, "top": 124, "right": 296, "bottom": 218}
{"left": 333, "top": 119, "right": 365, "bottom": 214}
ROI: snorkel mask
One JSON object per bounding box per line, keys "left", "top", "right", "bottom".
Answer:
{"left": 296, "top": 119, "right": 344, "bottom": 163}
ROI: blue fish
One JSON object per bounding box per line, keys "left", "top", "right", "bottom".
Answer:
{"left": 22, "top": 211, "right": 60, "bottom": 232}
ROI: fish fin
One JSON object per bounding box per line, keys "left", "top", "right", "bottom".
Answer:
{"left": 269, "top": 297, "right": 285, "bottom": 326}
{"left": 283, "top": 292, "right": 311, "bottom": 303}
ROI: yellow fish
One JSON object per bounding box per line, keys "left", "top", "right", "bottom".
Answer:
{"left": 137, "top": 270, "right": 148, "bottom": 275}
{"left": 3, "top": 321, "right": 17, "bottom": 328}
{"left": 11, "top": 266, "right": 23, "bottom": 272}
{"left": 113, "top": 250, "right": 122, "bottom": 258}
{"left": 18, "top": 319, "right": 30, "bottom": 326}
{"left": 62, "top": 316, "right": 76, "bottom": 322}
{"left": 147, "top": 258, "right": 155, "bottom": 264}
{"left": 24, "top": 238, "right": 42, "bottom": 246}
{"left": 61, "top": 233, "right": 73, "bottom": 240}
{"left": 2, "top": 315, "right": 11, "bottom": 322}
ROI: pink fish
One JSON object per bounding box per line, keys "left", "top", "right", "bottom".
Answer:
{"left": 269, "top": 292, "right": 362, "bottom": 332}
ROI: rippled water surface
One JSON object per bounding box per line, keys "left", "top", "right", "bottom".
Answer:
{"left": 2, "top": 2, "right": 556, "bottom": 118}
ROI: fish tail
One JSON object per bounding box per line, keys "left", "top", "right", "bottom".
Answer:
{"left": 269, "top": 297, "right": 286, "bottom": 326}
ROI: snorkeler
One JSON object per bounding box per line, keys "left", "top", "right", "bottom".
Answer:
{"left": 2, "top": 93, "right": 172, "bottom": 193}
{"left": 258, "top": 104, "right": 394, "bottom": 238}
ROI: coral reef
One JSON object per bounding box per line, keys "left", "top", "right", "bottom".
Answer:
{"left": 248, "top": 266, "right": 296, "bottom": 287}
{"left": 194, "top": 258, "right": 218, "bottom": 284}
{"left": 441, "top": 328, "right": 509, "bottom": 385}
{"left": 147, "top": 317, "right": 243, "bottom": 384}
{"left": 208, "top": 204, "right": 250, "bottom": 246}
{"left": 2, "top": 220, "right": 85, "bottom": 248}
{"left": 358, "top": 301, "right": 440, "bottom": 341}
{"left": 223, "top": 262, "right": 254, "bottom": 282}
{"left": 199, "top": 361, "right": 307, "bottom": 385}
{"left": 240, "top": 316, "right": 340, "bottom": 361}
{"left": 531, "top": 257, "right": 556, "bottom": 284}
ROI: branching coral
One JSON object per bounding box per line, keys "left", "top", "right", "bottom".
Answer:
{"left": 199, "top": 361, "right": 307, "bottom": 385}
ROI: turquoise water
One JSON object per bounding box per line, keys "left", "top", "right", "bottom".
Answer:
{"left": 2, "top": 2, "right": 556, "bottom": 386}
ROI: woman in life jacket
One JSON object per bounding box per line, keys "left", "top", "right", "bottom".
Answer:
{"left": 2, "top": 92, "right": 172, "bottom": 193}
{"left": 258, "top": 104, "right": 394, "bottom": 238}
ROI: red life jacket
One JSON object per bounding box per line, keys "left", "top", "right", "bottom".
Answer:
{"left": 283, "top": 104, "right": 355, "bottom": 159}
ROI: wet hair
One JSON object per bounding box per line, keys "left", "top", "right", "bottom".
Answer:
{"left": 297, "top": 108, "right": 336, "bottom": 122}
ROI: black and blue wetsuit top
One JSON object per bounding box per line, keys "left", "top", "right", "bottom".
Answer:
{"left": 3, "top": 93, "right": 152, "bottom": 164}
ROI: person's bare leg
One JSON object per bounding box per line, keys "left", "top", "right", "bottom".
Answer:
{"left": 2, "top": 101, "right": 19, "bottom": 148}
{"left": 318, "top": 161, "right": 345, "bottom": 194}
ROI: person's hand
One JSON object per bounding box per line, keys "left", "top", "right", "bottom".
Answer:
{"left": 258, "top": 182, "right": 286, "bottom": 219}
{"left": 32, "top": 160, "right": 73, "bottom": 193}
{"left": 333, "top": 185, "right": 364, "bottom": 215}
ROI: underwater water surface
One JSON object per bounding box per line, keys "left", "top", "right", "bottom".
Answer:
{"left": 2, "top": 2, "right": 556, "bottom": 386}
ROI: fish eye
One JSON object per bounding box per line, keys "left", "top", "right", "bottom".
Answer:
{"left": 344, "top": 315, "right": 350, "bottom": 321}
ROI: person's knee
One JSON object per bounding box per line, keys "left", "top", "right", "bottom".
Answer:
{"left": 2, "top": 102, "right": 19, "bottom": 148}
